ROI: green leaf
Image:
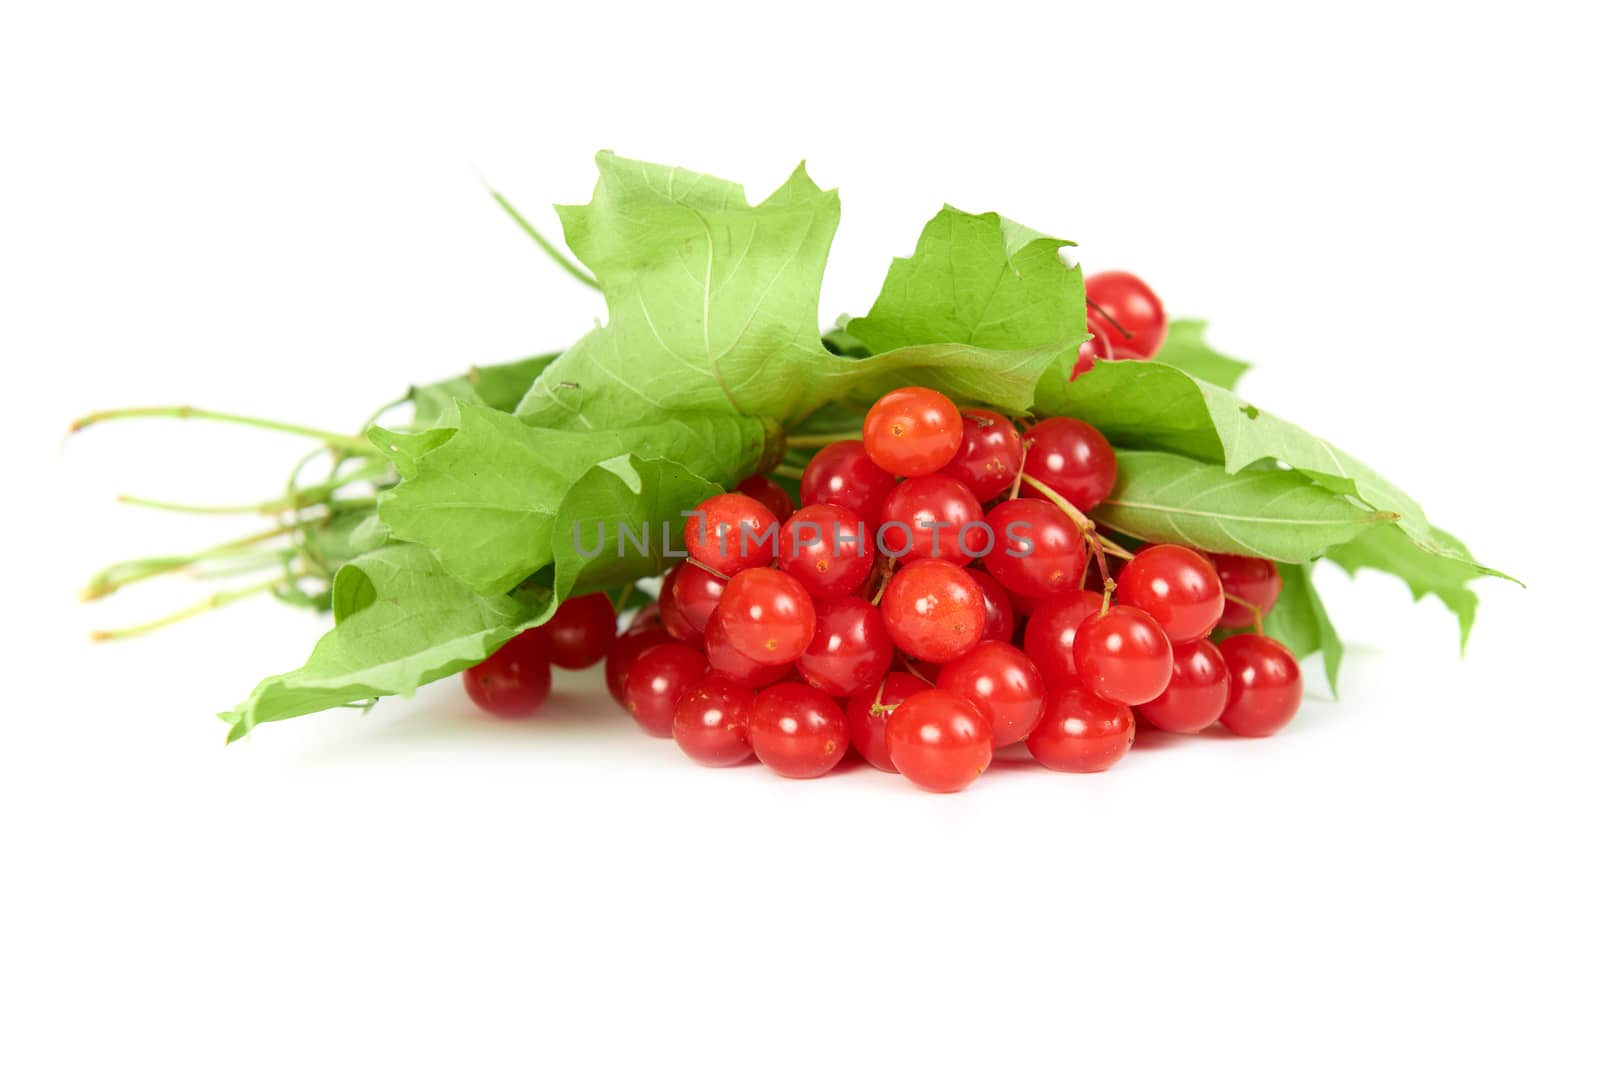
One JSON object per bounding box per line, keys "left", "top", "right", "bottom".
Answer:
{"left": 1152, "top": 320, "right": 1250, "bottom": 389}
{"left": 219, "top": 544, "right": 546, "bottom": 742}
{"left": 1262, "top": 562, "right": 1344, "bottom": 694}
{"left": 378, "top": 403, "right": 770, "bottom": 595}
{"left": 408, "top": 353, "right": 559, "bottom": 429}
{"left": 1091, "top": 451, "right": 1394, "bottom": 563}
{"left": 1323, "top": 523, "right": 1485, "bottom": 652}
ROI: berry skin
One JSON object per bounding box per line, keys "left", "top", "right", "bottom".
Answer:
{"left": 703, "top": 612, "right": 792, "bottom": 688}
{"left": 672, "top": 674, "right": 757, "bottom": 767}
{"left": 1022, "top": 589, "right": 1104, "bottom": 688}
{"left": 879, "top": 558, "right": 986, "bottom": 664}
{"left": 969, "top": 569, "right": 1017, "bottom": 643}
{"left": 1137, "top": 639, "right": 1230, "bottom": 733}
{"left": 604, "top": 625, "right": 671, "bottom": 707}
{"left": 657, "top": 573, "right": 703, "bottom": 647}
{"left": 1027, "top": 683, "right": 1135, "bottom": 773}
{"left": 937, "top": 409, "right": 1024, "bottom": 500}
{"left": 1116, "top": 544, "right": 1226, "bottom": 645}
{"left": 1217, "top": 634, "right": 1303, "bottom": 737}
{"left": 878, "top": 474, "right": 986, "bottom": 565}
{"left": 886, "top": 689, "right": 993, "bottom": 793}
{"left": 845, "top": 672, "right": 930, "bottom": 772}
{"left": 748, "top": 683, "right": 849, "bottom": 778}
{"left": 623, "top": 642, "right": 709, "bottom": 737}
{"left": 799, "top": 441, "right": 897, "bottom": 528}
{"left": 1211, "top": 555, "right": 1284, "bottom": 629}
{"left": 1073, "top": 605, "right": 1174, "bottom": 705}
{"left": 937, "top": 640, "right": 1047, "bottom": 748}
{"left": 736, "top": 474, "right": 796, "bottom": 523}
{"left": 1085, "top": 270, "right": 1168, "bottom": 358}
{"left": 797, "top": 597, "right": 894, "bottom": 697}
{"left": 667, "top": 564, "right": 726, "bottom": 636}
{"left": 1021, "top": 417, "right": 1119, "bottom": 512}
{"left": 862, "top": 386, "right": 964, "bottom": 477}
{"left": 684, "top": 492, "right": 779, "bottom": 575}
{"left": 981, "top": 498, "right": 1088, "bottom": 600}
{"left": 463, "top": 630, "right": 552, "bottom": 718}
{"left": 716, "top": 568, "right": 817, "bottom": 666}
{"left": 778, "top": 503, "right": 876, "bottom": 599}
{"left": 1072, "top": 326, "right": 1116, "bottom": 381}
{"left": 537, "top": 593, "right": 617, "bottom": 670}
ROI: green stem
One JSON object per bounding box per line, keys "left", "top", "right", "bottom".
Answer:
{"left": 89, "top": 574, "right": 293, "bottom": 642}
{"left": 786, "top": 431, "right": 860, "bottom": 449}
{"left": 1018, "top": 474, "right": 1094, "bottom": 534}
{"left": 771, "top": 464, "right": 806, "bottom": 480}
{"left": 487, "top": 187, "right": 601, "bottom": 291}
{"left": 81, "top": 520, "right": 322, "bottom": 601}
{"left": 69, "top": 406, "right": 379, "bottom": 456}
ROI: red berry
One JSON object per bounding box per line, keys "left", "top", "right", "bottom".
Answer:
{"left": 1212, "top": 555, "right": 1283, "bottom": 629}
{"left": 886, "top": 689, "right": 993, "bottom": 793}
{"left": 1217, "top": 634, "right": 1302, "bottom": 737}
{"left": 1073, "top": 605, "right": 1174, "bottom": 705}
{"left": 736, "top": 474, "right": 796, "bottom": 523}
{"left": 672, "top": 674, "right": 756, "bottom": 767}
{"left": 748, "top": 683, "right": 849, "bottom": 778}
{"left": 1137, "top": 639, "right": 1230, "bottom": 733}
{"left": 623, "top": 642, "right": 708, "bottom": 737}
{"left": 1022, "top": 589, "right": 1103, "bottom": 688}
{"left": 969, "top": 569, "right": 1016, "bottom": 643}
{"left": 797, "top": 597, "right": 894, "bottom": 697}
{"left": 716, "top": 568, "right": 816, "bottom": 666}
{"left": 535, "top": 593, "right": 616, "bottom": 670}
{"left": 1072, "top": 320, "right": 1117, "bottom": 380}
{"left": 878, "top": 474, "right": 986, "bottom": 565}
{"left": 936, "top": 409, "right": 1024, "bottom": 500}
{"left": 1027, "top": 683, "right": 1134, "bottom": 773}
{"left": 799, "top": 441, "right": 897, "bottom": 528}
{"left": 861, "top": 386, "right": 964, "bottom": 477}
{"left": 777, "top": 503, "right": 876, "bottom": 599}
{"left": 463, "top": 630, "right": 552, "bottom": 718}
{"left": 981, "top": 498, "right": 1087, "bottom": 600}
{"left": 657, "top": 573, "right": 702, "bottom": 646}
{"left": 683, "top": 492, "right": 778, "bottom": 575}
{"left": 1021, "top": 417, "right": 1118, "bottom": 512}
{"left": 667, "top": 564, "right": 726, "bottom": 635}
{"left": 1116, "top": 544, "right": 1225, "bottom": 644}
{"left": 1085, "top": 270, "right": 1167, "bottom": 358}
{"left": 879, "top": 558, "right": 986, "bottom": 664}
{"left": 845, "top": 672, "right": 930, "bottom": 772}
{"left": 605, "top": 625, "right": 671, "bottom": 707}
{"left": 937, "top": 641, "right": 1046, "bottom": 748}
{"left": 703, "top": 612, "right": 792, "bottom": 688}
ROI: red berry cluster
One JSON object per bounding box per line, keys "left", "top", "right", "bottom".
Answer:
{"left": 462, "top": 273, "right": 1306, "bottom": 792}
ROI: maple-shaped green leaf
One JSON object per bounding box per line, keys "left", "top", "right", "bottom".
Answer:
{"left": 1152, "top": 320, "right": 1250, "bottom": 389}
{"left": 1324, "top": 523, "right": 1485, "bottom": 652}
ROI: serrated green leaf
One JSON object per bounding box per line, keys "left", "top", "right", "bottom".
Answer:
{"left": 1092, "top": 451, "right": 1393, "bottom": 562}
{"left": 410, "top": 353, "right": 558, "bottom": 429}
{"left": 1262, "top": 562, "right": 1344, "bottom": 694}
{"left": 1152, "top": 320, "right": 1250, "bottom": 389}
{"left": 1324, "top": 523, "right": 1485, "bottom": 651}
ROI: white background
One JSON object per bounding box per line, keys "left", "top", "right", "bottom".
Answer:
{"left": 4, "top": 2, "right": 1596, "bottom": 1064}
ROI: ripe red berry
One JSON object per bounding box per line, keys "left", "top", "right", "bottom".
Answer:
{"left": 736, "top": 474, "right": 796, "bottom": 523}
{"left": 1116, "top": 544, "right": 1226, "bottom": 644}
{"left": 532, "top": 592, "right": 618, "bottom": 670}
{"left": 861, "top": 386, "right": 964, "bottom": 477}
{"left": 703, "top": 612, "right": 792, "bottom": 688}
{"left": 1021, "top": 417, "right": 1118, "bottom": 512}
{"left": 748, "top": 683, "right": 849, "bottom": 778}
{"left": 936, "top": 409, "right": 1024, "bottom": 500}
{"left": 657, "top": 572, "right": 702, "bottom": 646}
{"left": 1137, "top": 638, "right": 1230, "bottom": 733}
{"left": 969, "top": 569, "right": 1016, "bottom": 643}
{"left": 1085, "top": 270, "right": 1168, "bottom": 358}
{"left": 683, "top": 492, "right": 778, "bottom": 575}
{"left": 1073, "top": 605, "right": 1174, "bottom": 705}
{"left": 878, "top": 474, "right": 986, "bottom": 565}
{"left": 1211, "top": 554, "right": 1284, "bottom": 629}
{"left": 799, "top": 441, "right": 897, "bottom": 528}
{"left": 845, "top": 672, "right": 930, "bottom": 772}
{"left": 1072, "top": 326, "right": 1115, "bottom": 381}
{"left": 1022, "top": 588, "right": 1104, "bottom": 688}
{"left": 605, "top": 625, "right": 671, "bottom": 707}
{"left": 879, "top": 558, "right": 986, "bottom": 664}
{"left": 623, "top": 642, "right": 709, "bottom": 737}
{"left": 667, "top": 564, "right": 726, "bottom": 635}
{"left": 672, "top": 673, "right": 757, "bottom": 767}
{"left": 885, "top": 689, "right": 993, "bottom": 793}
{"left": 981, "top": 498, "right": 1087, "bottom": 600}
{"left": 1026, "top": 683, "right": 1135, "bottom": 773}
{"left": 797, "top": 597, "right": 894, "bottom": 697}
{"left": 1217, "top": 634, "right": 1303, "bottom": 737}
{"left": 778, "top": 503, "right": 876, "bottom": 598}
{"left": 463, "top": 630, "right": 552, "bottom": 718}
{"left": 716, "top": 568, "right": 817, "bottom": 666}
{"left": 937, "top": 640, "right": 1046, "bottom": 748}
